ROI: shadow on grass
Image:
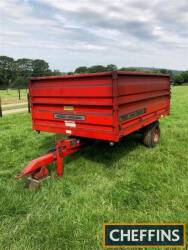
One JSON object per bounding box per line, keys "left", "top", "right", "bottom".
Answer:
{"left": 37, "top": 133, "right": 143, "bottom": 169}
{"left": 37, "top": 133, "right": 65, "bottom": 153}
{"left": 81, "top": 133, "right": 142, "bottom": 168}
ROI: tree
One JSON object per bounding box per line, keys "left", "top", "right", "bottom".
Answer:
{"left": 106, "top": 64, "right": 117, "bottom": 71}
{"left": 0, "top": 56, "right": 15, "bottom": 88}
{"left": 32, "top": 59, "right": 51, "bottom": 77}
{"left": 87, "top": 65, "right": 106, "bottom": 73}
{"left": 15, "top": 58, "right": 33, "bottom": 85}
{"left": 0, "top": 55, "right": 186, "bottom": 88}
{"left": 160, "top": 69, "right": 169, "bottom": 74}
{"left": 0, "top": 56, "right": 60, "bottom": 89}
{"left": 13, "top": 58, "right": 33, "bottom": 88}
{"left": 174, "top": 74, "right": 184, "bottom": 85}
{"left": 74, "top": 66, "right": 88, "bottom": 74}
{"left": 0, "top": 75, "right": 5, "bottom": 88}
{"left": 181, "top": 71, "right": 188, "bottom": 83}
{"left": 16, "top": 59, "right": 33, "bottom": 75}
{"left": 13, "top": 76, "right": 28, "bottom": 88}
{"left": 119, "top": 67, "right": 139, "bottom": 71}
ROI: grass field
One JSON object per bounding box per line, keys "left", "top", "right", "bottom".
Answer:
{"left": 0, "top": 86, "right": 188, "bottom": 250}
{"left": 0, "top": 89, "right": 27, "bottom": 104}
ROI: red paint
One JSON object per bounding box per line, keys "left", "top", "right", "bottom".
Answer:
{"left": 18, "top": 71, "right": 170, "bottom": 180}
{"left": 30, "top": 71, "right": 170, "bottom": 142}
{"left": 16, "top": 138, "right": 87, "bottom": 178}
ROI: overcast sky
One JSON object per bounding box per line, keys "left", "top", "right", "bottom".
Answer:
{"left": 0, "top": 0, "right": 187, "bottom": 71}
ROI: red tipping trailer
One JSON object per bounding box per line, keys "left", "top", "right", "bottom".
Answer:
{"left": 17, "top": 71, "right": 170, "bottom": 187}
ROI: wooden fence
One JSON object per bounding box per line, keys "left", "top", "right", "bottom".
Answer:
{"left": 0, "top": 91, "right": 30, "bottom": 117}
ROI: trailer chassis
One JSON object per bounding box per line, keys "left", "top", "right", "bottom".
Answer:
{"left": 16, "top": 137, "right": 88, "bottom": 188}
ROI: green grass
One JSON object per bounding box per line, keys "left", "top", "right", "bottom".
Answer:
{"left": 0, "top": 89, "right": 27, "bottom": 104}
{"left": 0, "top": 86, "right": 188, "bottom": 250}
{"left": 2, "top": 103, "right": 28, "bottom": 112}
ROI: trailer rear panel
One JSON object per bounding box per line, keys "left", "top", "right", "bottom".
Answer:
{"left": 30, "top": 71, "right": 170, "bottom": 141}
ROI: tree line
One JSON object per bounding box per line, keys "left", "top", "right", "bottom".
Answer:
{"left": 74, "top": 65, "right": 188, "bottom": 85}
{"left": 0, "top": 56, "right": 187, "bottom": 89}
{"left": 0, "top": 56, "right": 61, "bottom": 89}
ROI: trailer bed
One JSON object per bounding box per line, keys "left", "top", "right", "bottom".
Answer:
{"left": 29, "top": 71, "right": 170, "bottom": 142}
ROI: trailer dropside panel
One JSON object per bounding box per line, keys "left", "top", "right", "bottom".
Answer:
{"left": 29, "top": 71, "right": 170, "bottom": 142}
{"left": 117, "top": 73, "right": 170, "bottom": 137}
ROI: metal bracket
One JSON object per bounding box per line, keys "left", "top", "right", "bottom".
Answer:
{"left": 16, "top": 137, "right": 88, "bottom": 181}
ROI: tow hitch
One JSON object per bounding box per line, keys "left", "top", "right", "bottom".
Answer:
{"left": 16, "top": 137, "right": 88, "bottom": 188}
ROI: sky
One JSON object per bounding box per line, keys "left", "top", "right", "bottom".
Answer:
{"left": 0, "top": 0, "right": 187, "bottom": 71}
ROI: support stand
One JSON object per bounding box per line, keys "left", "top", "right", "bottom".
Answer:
{"left": 16, "top": 137, "right": 88, "bottom": 187}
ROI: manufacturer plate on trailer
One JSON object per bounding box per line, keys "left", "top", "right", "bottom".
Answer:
{"left": 65, "top": 121, "right": 76, "bottom": 128}
{"left": 65, "top": 130, "right": 72, "bottom": 134}
{"left": 64, "top": 106, "right": 74, "bottom": 111}
{"left": 54, "top": 113, "right": 85, "bottom": 121}
{"left": 120, "top": 108, "right": 146, "bottom": 121}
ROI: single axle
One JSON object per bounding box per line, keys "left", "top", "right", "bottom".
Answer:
{"left": 16, "top": 71, "right": 170, "bottom": 188}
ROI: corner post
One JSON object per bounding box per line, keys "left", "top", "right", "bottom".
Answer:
{"left": 56, "top": 141, "right": 64, "bottom": 177}
{"left": 0, "top": 97, "right": 2, "bottom": 117}
{"left": 112, "top": 71, "right": 119, "bottom": 141}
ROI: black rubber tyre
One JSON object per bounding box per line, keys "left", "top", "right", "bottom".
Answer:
{"left": 142, "top": 122, "right": 160, "bottom": 148}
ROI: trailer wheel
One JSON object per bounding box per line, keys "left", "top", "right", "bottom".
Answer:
{"left": 142, "top": 122, "right": 160, "bottom": 148}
